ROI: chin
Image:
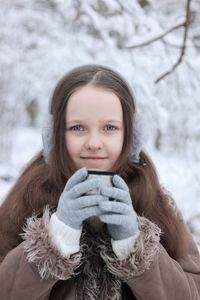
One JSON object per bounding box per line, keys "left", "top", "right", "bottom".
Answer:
{"left": 86, "top": 166, "right": 107, "bottom": 172}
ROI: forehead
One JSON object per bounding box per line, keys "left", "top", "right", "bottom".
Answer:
{"left": 66, "top": 85, "right": 123, "bottom": 121}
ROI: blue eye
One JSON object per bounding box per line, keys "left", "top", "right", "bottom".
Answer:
{"left": 70, "top": 125, "right": 84, "bottom": 131}
{"left": 105, "top": 125, "right": 117, "bottom": 131}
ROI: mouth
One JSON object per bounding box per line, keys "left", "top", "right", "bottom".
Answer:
{"left": 81, "top": 157, "right": 107, "bottom": 160}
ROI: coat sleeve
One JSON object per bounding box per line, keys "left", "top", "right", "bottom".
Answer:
{"left": 0, "top": 208, "right": 82, "bottom": 300}
{"left": 0, "top": 243, "right": 57, "bottom": 300}
{"left": 101, "top": 216, "right": 200, "bottom": 300}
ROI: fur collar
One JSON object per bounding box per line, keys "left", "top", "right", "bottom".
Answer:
{"left": 75, "top": 221, "right": 122, "bottom": 300}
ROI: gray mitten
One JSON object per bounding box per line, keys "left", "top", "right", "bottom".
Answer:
{"left": 56, "top": 168, "right": 105, "bottom": 229}
{"left": 99, "top": 175, "right": 138, "bottom": 240}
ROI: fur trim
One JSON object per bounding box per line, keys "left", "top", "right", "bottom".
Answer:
{"left": 21, "top": 208, "right": 82, "bottom": 280}
{"left": 75, "top": 217, "right": 161, "bottom": 299}
{"left": 76, "top": 222, "right": 122, "bottom": 300}
{"left": 100, "top": 216, "right": 161, "bottom": 281}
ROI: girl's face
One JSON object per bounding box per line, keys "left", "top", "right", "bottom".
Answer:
{"left": 65, "top": 85, "right": 124, "bottom": 172}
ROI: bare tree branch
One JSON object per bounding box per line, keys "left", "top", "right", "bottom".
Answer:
{"left": 115, "top": 0, "right": 136, "bottom": 16}
{"left": 125, "top": 22, "right": 185, "bottom": 49}
{"left": 155, "top": 0, "right": 192, "bottom": 83}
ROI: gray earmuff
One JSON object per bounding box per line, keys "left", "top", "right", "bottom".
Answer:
{"left": 129, "top": 112, "right": 143, "bottom": 163}
{"left": 42, "top": 113, "right": 53, "bottom": 163}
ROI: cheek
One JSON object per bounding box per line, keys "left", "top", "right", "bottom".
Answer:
{"left": 65, "top": 134, "right": 82, "bottom": 157}
{"left": 108, "top": 134, "right": 124, "bottom": 157}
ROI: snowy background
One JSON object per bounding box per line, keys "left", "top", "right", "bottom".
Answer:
{"left": 0, "top": 0, "right": 199, "bottom": 248}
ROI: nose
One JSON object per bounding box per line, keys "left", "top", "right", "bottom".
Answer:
{"left": 84, "top": 133, "right": 103, "bottom": 151}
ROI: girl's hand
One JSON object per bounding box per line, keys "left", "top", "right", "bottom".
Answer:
{"left": 99, "top": 175, "right": 138, "bottom": 240}
{"left": 56, "top": 168, "right": 105, "bottom": 229}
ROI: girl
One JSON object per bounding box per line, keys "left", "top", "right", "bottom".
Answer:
{"left": 0, "top": 65, "right": 199, "bottom": 300}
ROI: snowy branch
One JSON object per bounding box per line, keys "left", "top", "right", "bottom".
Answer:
{"left": 125, "top": 22, "right": 185, "bottom": 49}
{"left": 155, "top": 0, "right": 192, "bottom": 83}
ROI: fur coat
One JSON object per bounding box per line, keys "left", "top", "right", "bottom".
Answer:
{"left": 0, "top": 208, "right": 200, "bottom": 299}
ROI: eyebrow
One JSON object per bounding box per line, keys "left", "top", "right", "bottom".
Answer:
{"left": 66, "top": 120, "right": 122, "bottom": 124}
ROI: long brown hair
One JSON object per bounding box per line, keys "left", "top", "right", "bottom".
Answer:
{"left": 0, "top": 65, "right": 186, "bottom": 260}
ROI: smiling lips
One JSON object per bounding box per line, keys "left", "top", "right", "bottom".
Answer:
{"left": 81, "top": 157, "right": 107, "bottom": 160}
